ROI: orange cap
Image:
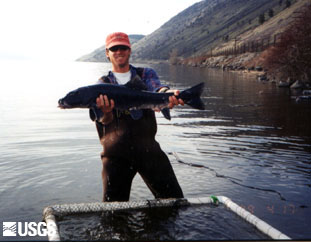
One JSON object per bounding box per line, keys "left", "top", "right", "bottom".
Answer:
{"left": 105, "top": 32, "right": 131, "bottom": 49}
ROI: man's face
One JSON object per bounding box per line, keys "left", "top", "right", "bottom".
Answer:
{"left": 106, "top": 45, "right": 131, "bottom": 69}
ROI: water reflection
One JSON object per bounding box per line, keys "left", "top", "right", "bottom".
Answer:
{"left": 153, "top": 63, "right": 311, "bottom": 239}
{"left": 59, "top": 205, "right": 269, "bottom": 241}
{"left": 0, "top": 61, "right": 310, "bottom": 240}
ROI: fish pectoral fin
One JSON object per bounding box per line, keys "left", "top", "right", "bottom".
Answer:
{"left": 89, "top": 108, "right": 96, "bottom": 121}
{"left": 129, "top": 109, "right": 143, "bottom": 120}
{"left": 89, "top": 105, "right": 104, "bottom": 122}
{"left": 161, "top": 108, "right": 171, "bottom": 120}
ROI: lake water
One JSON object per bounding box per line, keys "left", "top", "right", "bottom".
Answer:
{"left": 0, "top": 60, "right": 310, "bottom": 240}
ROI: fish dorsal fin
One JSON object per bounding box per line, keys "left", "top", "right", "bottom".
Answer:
{"left": 124, "top": 75, "right": 147, "bottom": 90}
{"left": 124, "top": 71, "right": 146, "bottom": 120}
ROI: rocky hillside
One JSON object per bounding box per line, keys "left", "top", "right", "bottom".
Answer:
{"left": 180, "top": 0, "right": 307, "bottom": 67}
{"left": 77, "top": 35, "right": 144, "bottom": 62}
{"left": 78, "top": 0, "right": 301, "bottom": 62}
{"left": 131, "top": 0, "right": 296, "bottom": 61}
{"left": 212, "top": 0, "right": 306, "bottom": 54}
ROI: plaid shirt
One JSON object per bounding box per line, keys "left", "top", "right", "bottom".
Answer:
{"left": 99, "top": 65, "right": 168, "bottom": 92}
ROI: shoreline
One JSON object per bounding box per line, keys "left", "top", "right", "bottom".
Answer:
{"left": 83, "top": 53, "right": 310, "bottom": 91}
{"left": 149, "top": 51, "right": 311, "bottom": 90}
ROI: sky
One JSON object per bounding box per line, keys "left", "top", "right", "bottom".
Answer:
{"left": 0, "top": 0, "right": 201, "bottom": 61}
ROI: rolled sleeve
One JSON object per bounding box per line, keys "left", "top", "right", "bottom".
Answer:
{"left": 142, "top": 68, "right": 169, "bottom": 92}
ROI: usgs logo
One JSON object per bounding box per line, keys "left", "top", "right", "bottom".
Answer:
{"left": 2, "top": 222, "right": 54, "bottom": 237}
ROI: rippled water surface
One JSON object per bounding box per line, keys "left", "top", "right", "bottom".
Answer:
{"left": 0, "top": 60, "right": 310, "bottom": 240}
{"left": 59, "top": 205, "right": 269, "bottom": 241}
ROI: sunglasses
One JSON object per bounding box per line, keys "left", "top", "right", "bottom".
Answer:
{"left": 109, "top": 45, "right": 130, "bottom": 52}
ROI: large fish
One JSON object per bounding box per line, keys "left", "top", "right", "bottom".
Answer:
{"left": 58, "top": 82, "right": 205, "bottom": 120}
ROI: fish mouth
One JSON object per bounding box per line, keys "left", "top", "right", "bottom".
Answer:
{"left": 58, "top": 104, "right": 67, "bottom": 109}
{"left": 58, "top": 99, "right": 72, "bottom": 109}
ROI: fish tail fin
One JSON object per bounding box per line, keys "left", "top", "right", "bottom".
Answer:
{"left": 178, "top": 82, "right": 205, "bottom": 110}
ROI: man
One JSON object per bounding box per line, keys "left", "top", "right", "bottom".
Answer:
{"left": 94, "top": 32, "right": 184, "bottom": 202}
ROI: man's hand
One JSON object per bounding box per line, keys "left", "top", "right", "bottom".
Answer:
{"left": 167, "top": 90, "right": 184, "bottom": 109}
{"left": 153, "top": 89, "right": 184, "bottom": 112}
{"left": 96, "top": 94, "right": 115, "bottom": 113}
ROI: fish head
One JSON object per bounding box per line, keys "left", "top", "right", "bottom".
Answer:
{"left": 58, "top": 86, "right": 94, "bottom": 109}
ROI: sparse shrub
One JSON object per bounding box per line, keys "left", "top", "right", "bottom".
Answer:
{"left": 223, "top": 35, "right": 229, "bottom": 42}
{"left": 169, "top": 48, "right": 180, "bottom": 65}
{"left": 259, "top": 13, "right": 265, "bottom": 24}
{"left": 285, "top": 0, "right": 291, "bottom": 8}
{"left": 263, "top": 5, "right": 311, "bottom": 82}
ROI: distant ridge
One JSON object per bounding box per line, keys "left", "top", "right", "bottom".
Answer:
{"left": 77, "top": 0, "right": 302, "bottom": 62}
{"left": 77, "top": 35, "right": 144, "bottom": 62}
{"left": 131, "top": 0, "right": 295, "bottom": 60}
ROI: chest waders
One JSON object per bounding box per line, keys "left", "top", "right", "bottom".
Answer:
{"left": 95, "top": 68, "right": 184, "bottom": 202}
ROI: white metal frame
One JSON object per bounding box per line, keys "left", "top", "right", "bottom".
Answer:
{"left": 43, "top": 196, "right": 290, "bottom": 241}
